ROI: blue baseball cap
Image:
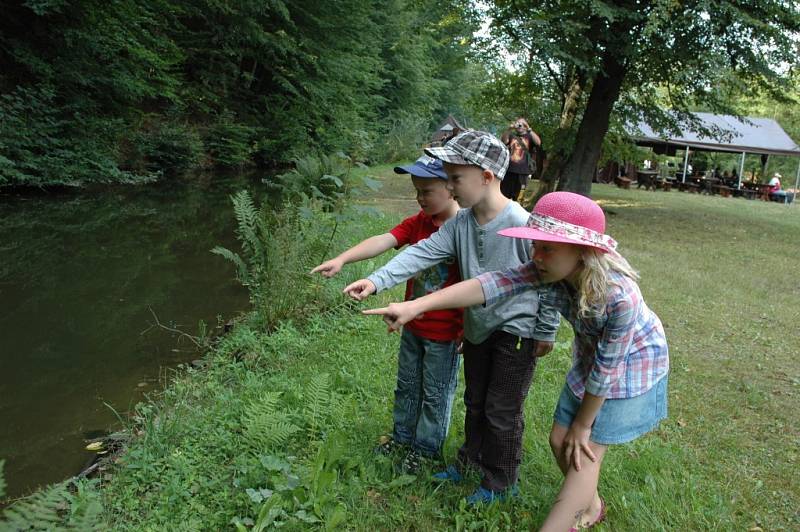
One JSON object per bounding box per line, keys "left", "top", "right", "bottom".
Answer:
{"left": 394, "top": 155, "right": 448, "bottom": 180}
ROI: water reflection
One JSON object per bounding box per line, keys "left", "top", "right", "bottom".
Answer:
{"left": 0, "top": 174, "right": 267, "bottom": 498}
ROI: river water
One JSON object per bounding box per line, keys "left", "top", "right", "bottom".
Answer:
{"left": 0, "top": 174, "right": 266, "bottom": 498}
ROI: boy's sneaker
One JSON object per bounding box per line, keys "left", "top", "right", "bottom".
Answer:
{"left": 374, "top": 435, "right": 404, "bottom": 456}
{"left": 465, "top": 485, "right": 520, "bottom": 506}
{"left": 431, "top": 464, "right": 463, "bottom": 483}
{"left": 400, "top": 449, "right": 430, "bottom": 475}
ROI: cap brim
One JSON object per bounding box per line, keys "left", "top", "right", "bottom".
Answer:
{"left": 424, "top": 146, "right": 469, "bottom": 166}
{"left": 497, "top": 227, "right": 610, "bottom": 252}
{"left": 393, "top": 163, "right": 444, "bottom": 179}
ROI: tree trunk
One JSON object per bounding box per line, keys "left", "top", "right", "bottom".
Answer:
{"left": 557, "top": 51, "right": 627, "bottom": 196}
{"left": 526, "top": 71, "right": 584, "bottom": 209}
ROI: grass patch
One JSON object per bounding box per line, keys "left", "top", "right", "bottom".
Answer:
{"left": 594, "top": 185, "right": 800, "bottom": 530}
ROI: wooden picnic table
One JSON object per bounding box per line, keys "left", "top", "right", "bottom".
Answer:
{"left": 636, "top": 170, "right": 659, "bottom": 191}
{"left": 742, "top": 182, "right": 772, "bottom": 201}
{"left": 678, "top": 181, "right": 700, "bottom": 193}
{"left": 734, "top": 187, "right": 757, "bottom": 200}
{"left": 615, "top": 176, "right": 632, "bottom": 189}
{"left": 700, "top": 178, "right": 720, "bottom": 194}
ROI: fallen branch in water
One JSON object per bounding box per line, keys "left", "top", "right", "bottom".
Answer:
{"left": 141, "top": 306, "right": 204, "bottom": 349}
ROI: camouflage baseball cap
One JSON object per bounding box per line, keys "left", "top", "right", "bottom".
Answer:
{"left": 424, "top": 130, "right": 510, "bottom": 180}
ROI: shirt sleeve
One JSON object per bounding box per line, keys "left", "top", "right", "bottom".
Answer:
{"left": 367, "top": 215, "right": 457, "bottom": 292}
{"left": 532, "top": 287, "right": 561, "bottom": 342}
{"left": 388, "top": 213, "right": 419, "bottom": 249}
{"left": 583, "top": 289, "right": 640, "bottom": 397}
{"left": 476, "top": 261, "right": 543, "bottom": 306}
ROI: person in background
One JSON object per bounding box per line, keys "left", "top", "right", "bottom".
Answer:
{"left": 500, "top": 118, "right": 541, "bottom": 200}
{"left": 768, "top": 172, "right": 787, "bottom": 202}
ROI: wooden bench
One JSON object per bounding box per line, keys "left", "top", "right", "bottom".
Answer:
{"left": 615, "top": 177, "right": 632, "bottom": 190}
{"left": 739, "top": 188, "right": 757, "bottom": 200}
{"left": 712, "top": 185, "right": 732, "bottom": 197}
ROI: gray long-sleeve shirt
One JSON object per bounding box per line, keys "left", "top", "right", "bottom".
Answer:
{"left": 367, "top": 201, "right": 560, "bottom": 344}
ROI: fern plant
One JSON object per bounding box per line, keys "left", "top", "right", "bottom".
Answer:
{"left": 212, "top": 152, "right": 383, "bottom": 330}
{"left": 241, "top": 392, "right": 301, "bottom": 451}
{"left": 271, "top": 153, "right": 352, "bottom": 210}
{"left": 0, "top": 465, "right": 103, "bottom": 532}
{"left": 1, "top": 485, "right": 66, "bottom": 531}
{"left": 211, "top": 190, "right": 265, "bottom": 290}
{"left": 303, "top": 373, "right": 331, "bottom": 438}
{"left": 211, "top": 191, "right": 342, "bottom": 330}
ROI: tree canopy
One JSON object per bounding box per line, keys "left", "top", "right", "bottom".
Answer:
{"left": 0, "top": 0, "right": 480, "bottom": 187}
{"left": 2, "top": 1, "right": 798, "bottom": 193}
{"left": 480, "top": 0, "right": 800, "bottom": 198}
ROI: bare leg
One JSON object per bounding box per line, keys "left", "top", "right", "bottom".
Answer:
{"left": 543, "top": 423, "right": 606, "bottom": 531}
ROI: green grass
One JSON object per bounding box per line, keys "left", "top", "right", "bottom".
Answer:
{"left": 593, "top": 185, "right": 800, "bottom": 530}
{"left": 3, "top": 172, "right": 798, "bottom": 530}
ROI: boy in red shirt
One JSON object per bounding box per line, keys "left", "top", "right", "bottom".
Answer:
{"left": 311, "top": 155, "right": 462, "bottom": 472}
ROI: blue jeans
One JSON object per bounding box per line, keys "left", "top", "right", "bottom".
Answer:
{"left": 392, "top": 329, "right": 460, "bottom": 457}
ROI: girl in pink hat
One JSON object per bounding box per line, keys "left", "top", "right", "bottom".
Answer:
{"left": 365, "top": 191, "right": 669, "bottom": 531}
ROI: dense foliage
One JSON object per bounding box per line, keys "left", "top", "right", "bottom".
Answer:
{"left": 0, "top": 0, "right": 479, "bottom": 187}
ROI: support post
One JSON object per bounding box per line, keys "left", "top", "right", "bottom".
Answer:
{"left": 737, "top": 152, "right": 745, "bottom": 189}
{"left": 682, "top": 146, "right": 690, "bottom": 183}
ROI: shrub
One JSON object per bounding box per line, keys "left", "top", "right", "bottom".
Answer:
{"left": 125, "top": 117, "right": 204, "bottom": 175}
{"left": 211, "top": 191, "right": 347, "bottom": 330}
{"left": 204, "top": 118, "right": 257, "bottom": 169}
{"left": 0, "top": 86, "right": 146, "bottom": 187}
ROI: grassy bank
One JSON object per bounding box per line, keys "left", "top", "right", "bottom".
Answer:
{"left": 2, "top": 169, "right": 798, "bottom": 530}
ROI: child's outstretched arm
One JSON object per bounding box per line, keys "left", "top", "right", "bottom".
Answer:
{"left": 477, "top": 260, "right": 543, "bottom": 304}
{"left": 363, "top": 278, "right": 485, "bottom": 332}
{"left": 363, "top": 260, "right": 548, "bottom": 328}
{"left": 310, "top": 233, "right": 398, "bottom": 278}
{"left": 342, "top": 216, "right": 458, "bottom": 300}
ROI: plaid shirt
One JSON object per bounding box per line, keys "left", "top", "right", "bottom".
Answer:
{"left": 477, "top": 262, "right": 669, "bottom": 399}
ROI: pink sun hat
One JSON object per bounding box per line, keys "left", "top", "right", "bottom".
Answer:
{"left": 498, "top": 191, "right": 618, "bottom": 253}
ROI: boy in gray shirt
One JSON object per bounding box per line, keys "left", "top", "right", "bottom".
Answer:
{"left": 347, "top": 131, "right": 559, "bottom": 505}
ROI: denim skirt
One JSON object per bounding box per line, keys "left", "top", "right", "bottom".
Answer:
{"left": 553, "top": 375, "right": 668, "bottom": 445}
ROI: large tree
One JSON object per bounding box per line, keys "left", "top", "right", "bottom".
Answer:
{"left": 486, "top": 0, "right": 800, "bottom": 198}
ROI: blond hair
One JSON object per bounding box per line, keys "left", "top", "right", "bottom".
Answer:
{"left": 575, "top": 248, "right": 639, "bottom": 317}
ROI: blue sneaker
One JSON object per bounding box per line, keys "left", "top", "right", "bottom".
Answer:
{"left": 465, "top": 485, "right": 519, "bottom": 506}
{"left": 431, "top": 464, "right": 463, "bottom": 483}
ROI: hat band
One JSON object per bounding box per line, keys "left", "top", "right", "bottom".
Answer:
{"left": 527, "top": 213, "right": 618, "bottom": 252}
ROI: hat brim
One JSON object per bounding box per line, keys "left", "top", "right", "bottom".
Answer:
{"left": 394, "top": 162, "right": 446, "bottom": 179}
{"left": 424, "top": 146, "right": 469, "bottom": 166}
{"left": 497, "top": 226, "right": 611, "bottom": 253}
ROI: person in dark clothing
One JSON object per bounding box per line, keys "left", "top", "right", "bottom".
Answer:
{"left": 500, "top": 118, "right": 541, "bottom": 200}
